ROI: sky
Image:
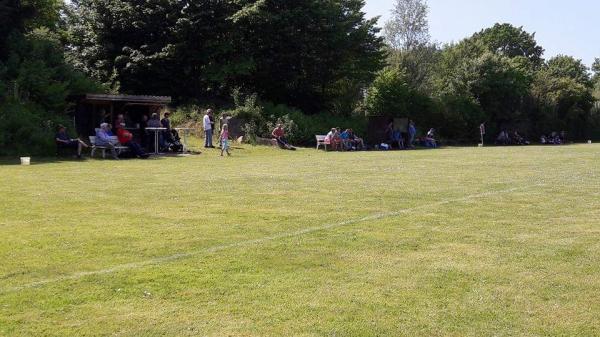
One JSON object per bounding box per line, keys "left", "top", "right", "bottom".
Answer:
{"left": 363, "top": 0, "right": 599, "bottom": 67}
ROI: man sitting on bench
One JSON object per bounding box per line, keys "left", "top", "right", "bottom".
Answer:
{"left": 272, "top": 124, "right": 295, "bottom": 150}
{"left": 116, "top": 123, "right": 149, "bottom": 159}
{"left": 95, "top": 123, "right": 119, "bottom": 159}
{"left": 55, "top": 124, "right": 89, "bottom": 158}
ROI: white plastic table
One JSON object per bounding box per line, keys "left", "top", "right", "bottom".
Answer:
{"left": 145, "top": 127, "right": 167, "bottom": 154}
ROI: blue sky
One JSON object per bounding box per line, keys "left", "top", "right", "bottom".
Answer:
{"left": 364, "top": 0, "right": 599, "bottom": 67}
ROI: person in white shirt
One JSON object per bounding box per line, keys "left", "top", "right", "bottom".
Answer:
{"left": 203, "top": 109, "right": 214, "bottom": 148}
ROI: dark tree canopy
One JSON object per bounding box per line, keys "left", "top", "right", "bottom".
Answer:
{"left": 66, "top": 0, "right": 385, "bottom": 112}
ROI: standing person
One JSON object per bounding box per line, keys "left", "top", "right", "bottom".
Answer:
{"left": 55, "top": 125, "right": 89, "bottom": 158}
{"left": 161, "top": 111, "right": 175, "bottom": 145}
{"left": 220, "top": 124, "right": 231, "bottom": 156}
{"left": 203, "top": 109, "right": 214, "bottom": 148}
{"left": 408, "top": 120, "right": 417, "bottom": 148}
{"left": 161, "top": 112, "right": 172, "bottom": 131}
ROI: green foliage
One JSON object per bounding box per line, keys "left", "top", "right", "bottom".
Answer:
{"left": 531, "top": 56, "right": 595, "bottom": 139}
{"left": 364, "top": 68, "right": 413, "bottom": 117}
{"left": 472, "top": 23, "right": 544, "bottom": 66}
{"left": 169, "top": 105, "right": 205, "bottom": 127}
{"left": 263, "top": 102, "right": 367, "bottom": 145}
{"left": 0, "top": 7, "right": 103, "bottom": 156}
{"left": 66, "top": 0, "right": 385, "bottom": 112}
{"left": 0, "top": 101, "right": 69, "bottom": 156}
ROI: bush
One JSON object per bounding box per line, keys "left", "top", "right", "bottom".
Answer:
{"left": 169, "top": 104, "right": 204, "bottom": 127}
{"left": 264, "top": 103, "right": 367, "bottom": 145}
{"left": 0, "top": 101, "right": 70, "bottom": 156}
{"left": 0, "top": 29, "right": 103, "bottom": 156}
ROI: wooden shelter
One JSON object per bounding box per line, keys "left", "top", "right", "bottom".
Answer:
{"left": 73, "top": 94, "right": 172, "bottom": 136}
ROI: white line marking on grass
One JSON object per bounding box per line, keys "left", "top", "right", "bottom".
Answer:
{"left": 2, "top": 183, "right": 543, "bottom": 294}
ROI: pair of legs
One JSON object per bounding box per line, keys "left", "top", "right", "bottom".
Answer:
{"left": 123, "top": 141, "right": 149, "bottom": 159}
{"left": 221, "top": 139, "right": 231, "bottom": 156}
{"left": 275, "top": 136, "right": 293, "bottom": 150}
{"left": 351, "top": 138, "right": 365, "bottom": 150}
{"left": 100, "top": 143, "right": 119, "bottom": 159}
{"left": 205, "top": 129, "right": 214, "bottom": 147}
{"left": 59, "top": 139, "right": 89, "bottom": 158}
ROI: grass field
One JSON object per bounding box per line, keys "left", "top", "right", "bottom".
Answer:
{"left": 1, "top": 144, "right": 599, "bottom": 336}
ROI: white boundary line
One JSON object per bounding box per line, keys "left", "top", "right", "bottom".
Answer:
{"left": 1, "top": 183, "right": 543, "bottom": 294}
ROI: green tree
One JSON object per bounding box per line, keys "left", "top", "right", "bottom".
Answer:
{"left": 472, "top": 23, "right": 544, "bottom": 67}
{"left": 66, "top": 0, "right": 184, "bottom": 95}
{"left": 232, "top": 0, "right": 385, "bottom": 113}
{"left": 531, "top": 55, "right": 594, "bottom": 139}
{"left": 66, "top": 0, "right": 385, "bottom": 113}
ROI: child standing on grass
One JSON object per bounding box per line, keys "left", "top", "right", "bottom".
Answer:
{"left": 220, "top": 124, "right": 231, "bottom": 156}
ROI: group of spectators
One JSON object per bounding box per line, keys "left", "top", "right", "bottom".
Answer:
{"left": 495, "top": 130, "right": 568, "bottom": 146}
{"left": 324, "top": 128, "right": 365, "bottom": 151}
{"left": 55, "top": 111, "right": 186, "bottom": 159}
{"left": 382, "top": 120, "right": 436, "bottom": 150}
{"left": 495, "top": 130, "right": 529, "bottom": 146}
{"left": 540, "top": 132, "right": 567, "bottom": 145}
{"left": 94, "top": 120, "right": 149, "bottom": 160}
{"left": 320, "top": 120, "right": 437, "bottom": 151}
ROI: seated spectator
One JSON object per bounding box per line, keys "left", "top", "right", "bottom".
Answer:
{"left": 272, "top": 124, "right": 296, "bottom": 150}
{"left": 425, "top": 128, "right": 437, "bottom": 148}
{"left": 105, "top": 124, "right": 115, "bottom": 137}
{"left": 325, "top": 128, "right": 338, "bottom": 151}
{"left": 348, "top": 129, "right": 365, "bottom": 150}
{"left": 540, "top": 135, "right": 547, "bottom": 144}
{"left": 147, "top": 113, "right": 166, "bottom": 151}
{"left": 116, "top": 123, "right": 149, "bottom": 159}
{"left": 340, "top": 129, "right": 352, "bottom": 150}
{"left": 496, "top": 131, "right": 509, "bottom": 145}
{"left": 147, "top": 113, "right": 162, "bottom": 128}
{"left": 551, "top": 132, "right": 562, "bottom": 145}
{"left": 95, "top": 123, "right": 119, "bottom": 159}
{"left": 55, "top": 125, "right": 88, "bottom": 158}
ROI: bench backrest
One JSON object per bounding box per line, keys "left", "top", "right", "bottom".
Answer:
{"left": 316, "top": 135, "right": 326, "bottom": 142}
{"left": 89, "top": 136, "right": 118, "bottom": 145}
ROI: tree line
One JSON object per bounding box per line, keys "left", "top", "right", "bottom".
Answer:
{"left": 1, "top": 0, "right": 599, "bottom": 155}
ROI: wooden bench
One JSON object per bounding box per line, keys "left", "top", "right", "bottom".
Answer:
{"left": 316, "top": 135, "right": 328, "bottom": 150}
{"left": 89, "top": 136, "right": 129, "bottom": 158}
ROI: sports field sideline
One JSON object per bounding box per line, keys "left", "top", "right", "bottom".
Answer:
{"left": 1, "top": 145, "right": 599, "bottom": 336}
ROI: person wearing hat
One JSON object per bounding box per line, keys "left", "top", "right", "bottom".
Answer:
{"left": 55, "top": 125, "right": 88, "bottom": 158}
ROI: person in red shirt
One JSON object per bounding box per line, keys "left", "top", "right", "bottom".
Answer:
{"left": 271, "top": 124, "right": 295, "bottom": 150}
{"left": 116, "top": 123, "right": 149, "bottom": 159}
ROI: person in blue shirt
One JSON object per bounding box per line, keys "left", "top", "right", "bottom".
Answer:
{"left": 95, "top": 123, "right": 119, "bottom": 159}
{"left": 340, "top": 129, "right": 351, "bottom": 150}
{"left": 408, "top": 120, "right": 417, "bottom": 148}
{"left": 55, "top": 125, "right": 88, "bottom": 158}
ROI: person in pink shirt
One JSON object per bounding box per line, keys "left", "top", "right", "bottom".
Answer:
{"left": 220, "top": 124, "right": 231, "bottom": 156}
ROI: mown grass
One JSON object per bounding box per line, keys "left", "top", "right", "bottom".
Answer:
{"left": 0, "top": 144, "right": 599, "bottom": 336}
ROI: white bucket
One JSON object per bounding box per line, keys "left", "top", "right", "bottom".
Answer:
{"left": 20, "top": 157, "right": 31, "bottom": 165}
{"left": 588, "top": 140, "right": 592, "bottom": 144}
